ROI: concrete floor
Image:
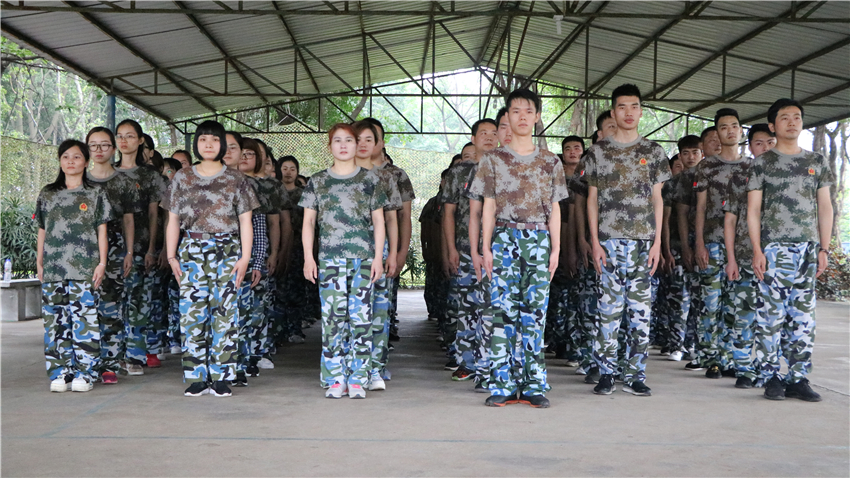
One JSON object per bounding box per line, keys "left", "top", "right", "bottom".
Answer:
{"left": 2, "top": 291, "right": 848, "bottom": 477}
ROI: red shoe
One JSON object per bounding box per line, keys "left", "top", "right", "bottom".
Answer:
{"left": 146, "top": 354, "right": 162, "bottom": 368}
{"left": 101, "top": 371, "right": 118, "bottom": 384}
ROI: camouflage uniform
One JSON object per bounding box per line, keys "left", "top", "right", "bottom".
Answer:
{"left": 163, "top": 165, "right": 259, "bottom": 383}
{"left": 567, "top": 171, "right": 600, "bottom": 372}
{"left": 257, "top": 177, "right": 292, "bottom": 356}
{"left": 299, "top": 166, "right": 389, "bottom": 387}
{"left": 661, "top": 177, "right": 688, "bottom": 353}
{"left": 582, "top": 136, "right": 671, "bottom": 384}
{"left": 671, "top": 167, "right": 703, "bottom": 356}
{"left": 278, "top": 186, "right": 309, "bottom": 342}
{"left": 747, "top": 149, "right": 833, "bottom": 384}
{"left": 89, "top": 171, "right": 140, "bottom": 373}
{"left": 469, "top": 145, "right": 569, "bottom": 397}
{"left": 36, "top": 185, "right": 112, "bottom": 382}
{"left": 116, "top": 165, "right": 167, "bottom": 366}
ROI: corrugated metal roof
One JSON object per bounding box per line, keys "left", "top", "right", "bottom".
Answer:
{"left": 2, "top": 0, "right": 847, "bottom": 127}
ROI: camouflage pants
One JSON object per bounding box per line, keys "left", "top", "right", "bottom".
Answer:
{"left": 98, "top": 237, "right": 126, "bottom": 373}
{"left": 697, "top": 243, "right": 732, "bottom": 368}
{"left": 474, "top": 276, "right": 493, "bottom": 384}
{"left": 727, "top": 267, "right": 762, "bottom": 380}
{"left": 685, "top": 271, "right": 701, "bottom": 351}
{"left": 488, "top": 227, "right": 551, "bottom": 397}
{"left": 123, "top": 254, "right": 153, "bottom": 365}
{"left": 236, "top": 270, "right": 268, "bottom": 372}
{"left": 256, "top": 274, "right": 273, "bottom": 357}
{"left": 578, "top": 265, "right": 599, "bottom": 372}
{"left": 756, "top": 242, "right": 817, "bottom": 384}
{"left": 42, "top": 280, "right": 100, "bottom": 382}
{"left": 319, "top": 258, "right": 374, "bottom": 387}
{"left": 167, "top": 276, "right": 181, "bottom": 348}
{"left": 551, "top": 271, "right": 582, "bottom": 359}
{"left": 370, "top": 274, "right": 391, "bottom": 375}
{"left": 663, "top": 250, "right": 690, "bottom": 353}
{"left": 278, "top": 248, "right": 309, "bottom": 341}
{"left": 593, "top": 239, "right": 652, "bottom": 384}
{"left": 424, "top": 260, "right": 447, "bottom": 320}
{"left": 178, "top": 236, "right": 239, "bottom": 383}
{"left": 650, "top": 273, "right": 667, "bottom": 346}
{"left": 145, "top": 264, "right": 171, "bottom": 355}
{"left": 448, "top": 252, "right": 486, "bottom": 371}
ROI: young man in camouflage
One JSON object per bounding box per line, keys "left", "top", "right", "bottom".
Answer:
{"left": 722, "top": 123, "right": 775, "bottom": 389}
{"left": 693, "top": 108, "right": 749, "bottom": 379}
{"left": 660, "top": 153, "right": 688, "bottom": 362}
{"left": 419, "top": 175, "right": 448, "bottom": 332}
{"left": 443, "top": 120, "right": 498, "bottom": 389}
{"left": 747, "top": 99, "right": 834, "bottom": 402}
{"left": 470, "top": 89, "right": 569, "bottom": 408}
{"left": 585, "top": 83, "right": 671, "bottom": 397}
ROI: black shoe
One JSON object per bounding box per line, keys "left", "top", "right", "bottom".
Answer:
{"left": 246, "top": 364, "right": 260, "bottom": 377}
{"left": 593, "top": 374, "right": 615, "bottom": 395}
{"left": 232, "top": 371, "right": 248, "bottom": 387}
{"left": 735, "top": 376, "right": 754, "bottom": 389}
{"left": 474, "top": 381, "right": 489, "bottom": 393}
{"left": 585, "top": 371, "right": 601, "bottom": 384}
{"left": 519, "top": 394, "right": 551, "bottom": 408}
{"left": 444, "top": 360, "right": 459, "bottom": 371}
{"left": 388, "top": 343, "right": 395, "bottom": 352}
{"left": 785, "top": 378, "right": 822, "bottom": 402}
{"left": 764, "top": 376, "right": 786, "bottom": 400}
{"left": 184, "top": 381, "right": 209, "bottom": 397}
{"left": 705, "top": 365, "right": 722, "bottom": 379}
{"left": 623, "top": 381, "right": 652, "bottom": 396}
{"left": 685, "top": 361, "right": 705, "bottom": 371}
{"left": 389, "top": 332, "right": 400, "bottom": 342}
{"left": 659, "top": 346, "right": 671, "bottom": 356}
{"left": 553, "top": 343, "right": 568, "bottom": 359}
{"left": 721, "top": 367, "right": 737, "bottom": 378}
{"left": 484, "top": 392, "right": 519, "bottom": 407}
{"left": 210, "top": 380, "right": 232, "bottom": 397}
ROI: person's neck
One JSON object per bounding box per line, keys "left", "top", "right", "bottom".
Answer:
{"left": 65, "top": 173, "right": 83, "bottom": 190}
{"left": 355, "top": 156, "right": 374, "bottom": 169}
{"left": 331, "top": 160, "right": 357, "bottom": 176}
{"left": 470, "top": 149, "right": 484, "bottom": 163}
{"left": 719, "top": 144, "right": 741, "bottom": 162}
{"left": 370, "top": 154, "right": 387, "bottom": 167}
{"left": 564, "top": 163, "right": 578, "bottom": 177}
{"left": 196, "top": 160, "right": 223, "bottom": 177}
{"left": 510, "top": 134, "right": 535, "bottom": 155}
{"left": 90, "top": 161, "right": 115, "bottom": 178}
{"left": 775, "top": 138, "right": 802, "bottom": 156}
{"left": 118, "top": 152, "right": 139, "bottom": 169}
{"left": 283, "top": 181, "right": 297, "bottom": 191}
{"left": 612, "top": 128, "right": 640, "bottom": 143}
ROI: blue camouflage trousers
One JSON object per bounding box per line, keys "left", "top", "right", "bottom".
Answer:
{"left": 728, "top": 267, "right": 762, "bottom": 380}
{"left": 98, "top": 236, "right": 126, "bottom": 373}
{"left": 178, "top": 235, "right": 239, "bottom": 383}
{"left": 489, "top": 227, "right": 551, "bottom": 397}
{"left": 756, "top": 242, "right": 818, "bottom": 384}
{"left": 578, "top": 265, "right": 599, "bottom": 372}
{"left": 448, "top": 252, "right": 487, "bottom": 371}
{"left": 236, "top": 268, "right": 269, "bottom": 373}
{"left": 370, "top": 274, "right": 391, "bottom": 376}
{"left": 319, "top": 258, "right": 374, "bottom": 387}
{"left": 145, "top": 265, "right": 171, "bottom": 355}
{"left": 123, "top": 254, "right": 153, "bottom": 365}
{"left": 42, "top": 280, "right": 100, "bottom": 382}
{"left": 664, "top": 249, "right": 690, "bottom": 353}
{"left": 474, "top": 275, "right": 493, "bottom": 384}
{"left": 167, "top": 276, "right": 181, "bottom": 349}
{"left": 594, "top": 239, "right": 652, "bottom": 384}
{"left": 697, "top": 243, "right": 732, "bottom": 368}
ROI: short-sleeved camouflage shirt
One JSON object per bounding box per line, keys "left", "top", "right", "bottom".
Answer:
{"left": 662, "top": 177, "right": 681, "bottom": 251}
{"left": 299, "top": 166, "right": 389, "bottom": 261}
{"left": 163, "top": 165, "right": 259, "bottom": 234}
{"left": 116, "top": 165, "right": 167, "bottom": 254}
{"left": 583, "top": 136, "right": 671, "bottom": 241}
{"left": 468, "top": 145, "right": 569, "bottom": 224}
{"left": 248, "top": 176, "right": 283, "bottom": 215}
{"left": 286, "top": 186, "right": 305, "bottom": 243}
{"left": 370, "top": 166, "right": 402, "bottom": 212}
{"left": 671, "top": 166, "right": 698, "bottom": 229}
{"left": 89, "top": 171, "right": 141, "bottom": 240}
{"left": 695, "top": 154, "right": 749, "bottom": 245}
{"left": 36, "top": 185, "right": 112, "bottom": 283}
{"left": 747, "top": 148, "right": 835, "bottom": 245}
{"left": 722, "top": 170, "right": 753, "bottom": 266}
{"left": 261, "top": 177, "right": 293, "bottom": 212}
{"left": 440, "top": 160, "right": 481, "bottom": 253}
{"left": 375, "top": 161, "right": 415, "bottom": 203}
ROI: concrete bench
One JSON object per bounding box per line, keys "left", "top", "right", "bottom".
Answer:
{"left": 1, "top": 279, "right": 41, "bottom": 322}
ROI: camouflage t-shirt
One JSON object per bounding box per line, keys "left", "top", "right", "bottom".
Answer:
{"left": 375, "top": 161, "right": 415, "bottom": 203}
{"left": 671, "top": 166, "right": 698, "bottom": 229}
{"left": 163, "top": 165, "right": 259, "bottom": 234}
{"left": 299, "top": 166, "right": 389, "bottom": 261}
{"left": 722, "top": 170, "right": 753, "bottom": 266}
{"left": 747, "top": 148, "right": 835, "bottom": 245}
{"left": 248, "top": 176, "right": 285, "bottom": 215}
{"left": 88, "top": 171, "right": 141, "bottom": 240}
{"left": 286, "top": 186, "right": 305, "bottom": 244}
{"left": 662, "top": 177, "right": 681, "bottom": 251}
{"left": 36, "top": 185, "right": 112, "bottom": 283}
{"left": 440, "top": 160, "right": 480, "bottom": 253}
{"left": 695, "top": 154, "right": 749, "bottom": 245}
{"left": 468, "top": 145, "right": 569, "bottom": 224}
{"left": 583, "top": 136, "right": 671, "bottom": 241}
{"left": 116, "top": 165, "right": 167, "bottom": 254}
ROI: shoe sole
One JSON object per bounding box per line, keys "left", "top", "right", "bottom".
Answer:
{"left": 367, "top": 385, "right": 385, "bottom": 391}
{"left": 451, "top": 376, "right": 474, "bottom": 382}
{"left": 735, "top": 383, "right": 753, "bottom": 389}
{"left": 349, "top": 394, "right": 366, "bottom": 399}
{"left": 184, "top": 390, "right": 209, "bottom": 397}
{"left": 444, "top": 366, "right": 459, "bottom": 371}
{"left": 622, "top": 386, "right": 651, "bottom": 396}
{"left": 50, "top": 385, "right": 71, "bottom": 393}
{"left": 593, "top": 386, "right": 615, "bottom": 395}
{"left": 705, "top": 375, "right": 722, "bottom": 379}
{"left": 684, "top": 367, "right": 705, "bottom": 371}
{"left": 585, "top": 378, "right": 601, "bottom": 384}
{"left": 474, "top": 387, "right": 489, "bottom": 393}
{"left": 211, "top": 392, "right": 232, "bottom": 397}
{"left": 785, "top": 392, "right": 822, "bottom": 402}
{"left": 126, "top": 369, "right": 144, "bottom": 376}
{"left": 763, "top": 393, "right": 785, "bottom": 400}
{"left": 485, "top": 400, "right": 509, "bottom": 407}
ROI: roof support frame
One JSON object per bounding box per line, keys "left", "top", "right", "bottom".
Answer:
{"left": 738, "top": 80, "right": 850, "bottom": 124}
{"left": 272, "top": 0, "right": 321, "bottom": 93}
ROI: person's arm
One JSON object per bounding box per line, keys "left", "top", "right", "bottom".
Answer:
{"left": 266, "top": 213, "right": 280, "bottom": 276}
{"left": 662, "top": 206, "right": 674, "bottom": 275}
{"left": 397, "top": 201, "right": 412, "bottom": 269}
{"left": 468, "top": 199, "right": 483, "bottom": 281}
{"left": 36, "top": 228, "right": 46, "bottom": 282}
{"left": 747, "top": 190, "right": 764, "bottom": 281}
{"left": 371, "top": 209, "right": 386, "bottom": 283}
{"left": 816, "top": 186, "right": 834, "bottom": 277}
{"left": 122, "top": 213, "right": 134, "bottom": 278}
{"left": 648, "top": 182, "right": 663, "bottom": 276}
{"left": 166, "top": 211, "right": 182, "bottom": 280}
{"left": 278, "top": 210, "right": 292, "bottom": 274}
{"left": 574, "top": 194, "right": 591, "bottom": 269}
{"left": 564, "top": 205, "right": 577, "bottom": 277}
{"left": 481, "top": 198, "right": 496, "bottom": 280}
{"left": 302, "top": 208, "right": 318, "bottom": 283}
{"left": 385, "top": 209, "right": 399, "bottom": 276}
{"left": 233, "top": 211, "right": 253, "bottom": 288}
{"left": 724, "top": 212, "right": 740, "bottom": 281}
{"left": 548, "top": 202, "right": 561, "bottom": 280}
{"left": 442, "top": 202, "right": 459, "bottom": 275}
{"left": 145, "top": 202, "right": 159, "bottom": 271}
{"left": 676, "top": 203, "right": 693, "bottom": 272}
{"left": 93, "top": 223, "right": 108, "bottom": 289}
{"left": 694, "top": 190, "right": 709, "bottom": 270}
{"left": 587, "top": 186, "right": 605, "bottom": 274}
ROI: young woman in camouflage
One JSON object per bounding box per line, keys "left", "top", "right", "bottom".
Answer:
{"left": 277, "top": 156, "right": 310, "bottom": 344}
{"left": 300, "top": 123, "right": 388, "bottom": 399}
{"left": 37, "top": 139, "right": 112, "bottom": 393}
{"left": 86, "top": 127, "right": 140, "bottom": 385}
{"left": 164, "top": 120, "right": 259, "bottom": 397}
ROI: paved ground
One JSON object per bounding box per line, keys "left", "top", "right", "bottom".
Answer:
{"left": 2, "top": 291, "right": 848, "bottom": 477}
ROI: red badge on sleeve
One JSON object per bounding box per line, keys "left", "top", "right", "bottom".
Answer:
{"left": 808, "top": 168, "right": 815, "bottom": 175}
{"left": 79, "top": 203, "right": 88, "bottom": 211}
{"left": 639, "top": 158, "right": 647, "bottom": 165}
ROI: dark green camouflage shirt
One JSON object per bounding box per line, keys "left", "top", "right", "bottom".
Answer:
{"left": 36, "top": 185, "right": 112, "bottom": 283}
{"left": 116, "top": 165, "right": 167, "bottom": 254}
{"left": 163, "top": 165, "right": 259, "bottom": 234}
{"left": 671, "top": 166, "right": 698, "bottom": 231}
{"left": 88, "top": 171, "right": 141, "bottom": 241}
{"left": 375, "top": 161, "right": 415, "bottom": 203}
{"left": 583, "top": 136, "right": 671, "bottom": 241}
{"left": 747, "top": 148, "right": 834, "bottom": 245}
{"left": 695, "top": 154, "right": 749, "bottom": 245}
{"left": 287, "top": 186, "right": 305, "bottom": 245}
{"left": 440, "top": 160, "right": 480, "bottom": 253}
{"left": 299, "top": 167, "right": 389, "bottom": 261}
{"left": 248, "top": 176, "right": 288, "bottom": 215}
{"left": 722, "top": 168, "right": 753, "bottom": 266}
{"left": 662, "top": 177, "right": 681, "bottom": 251}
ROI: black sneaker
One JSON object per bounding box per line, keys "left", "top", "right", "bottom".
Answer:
{"left": 389, "top": 332, "right": 400, "bottom": 342}
{"left": 705, "top": 365, "right": 722, "bottom": 379}
{"left": 659, "top": 346, "right": 671, "bottom": 356}
{"left": 232, "top": 371, "right": 248, "bottom": 387}
{"left": 184, "top": 381, "right": 209, "bottom": 397}
{"left": 484, "top": 392, "right": 519, "bottom": 407}
{"left": 721, "top": 367, "right": 737, "bottom": 378}
{"left": 764, "top": 376, "right": 786, "bottom": 401}
{"left": 623, "top": 381, "right": 652, "bottom": 396}
{"left": 519, "top": 394, "right": 551, "bottom": 408}
{"left": 474, "top": 381, "right": 489, "bottom": 393}
{"left": 685, "top": 361, "right": 705, "bottom": 371}
{"left": 585, "top": 371, "right": 601, "bottom": 384}
{"left": 444, "top": 360, "right": 459, "bottom": 371}
{"left": 593, "top": 374, "right": 615, "bottom": 395}
{"left": 735, "top": 376, "right": 754, "bottom": 389}
{"left": 210, "top": 381, "right": 232, "bottom": 397}
{"left": 246, "top": 363, "right": 260, "bottom": 377}
{"left": 785, "top": 378, "right": 822, "bottom": 402}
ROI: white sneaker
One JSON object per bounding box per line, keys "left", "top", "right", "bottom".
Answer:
{"left": 126, "top": 363, "right": 144, "bottom": 375}
{"left": 71, "top": 377, "right": 93, "bottom": 392}
{"left": 668, "top": 351, "right": 684, "bottom": 362}
{"left": 348, "top": 384, "right": 366, "bottom": 399}
{"left": 157, "top": 353, "right": 167, "bottom": 360}
{"left": 575, "top": 367, "right": 588, "bottom": 375}
{"left": 565, "top": 360, "right": 579, "bottom": 367}
{"left": 50, "top": 375, "right": 72, "bottom": 393}
{"left": 288, "top": 335, "right": 305, "bottom": 344}
{"left": 257, "top": 357, "right": 275, "bottom": 369}
{"left": 170, "top": 345, "right": 182, "bottom": 355}
{"left": 368, "top": 374, "right": 386, "bottom": 391}
{"left": 325, "top": 382, "right": 347, "bottom": 399}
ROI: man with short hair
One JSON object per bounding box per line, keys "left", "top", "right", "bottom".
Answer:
{"left": 747, "top": 99, "right": 833, "bottom": 402}
{"left": 585, "top": 84, "right": 671, "bottom": 397}
{"left": 595, "top": 111, "right": 617, "bottom": 140}
{"left": 659, "top": 153, "right": 688, "bottom": 362}
{"left": 700, "top": 127, "right": 722, "bottom": 157}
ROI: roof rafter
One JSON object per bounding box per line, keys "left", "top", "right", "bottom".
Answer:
{"left": 739, "top": 80, "right": 850, "bottom": 124}
{"left": 272, "top": 0, "right": 321, "bottom": 94}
